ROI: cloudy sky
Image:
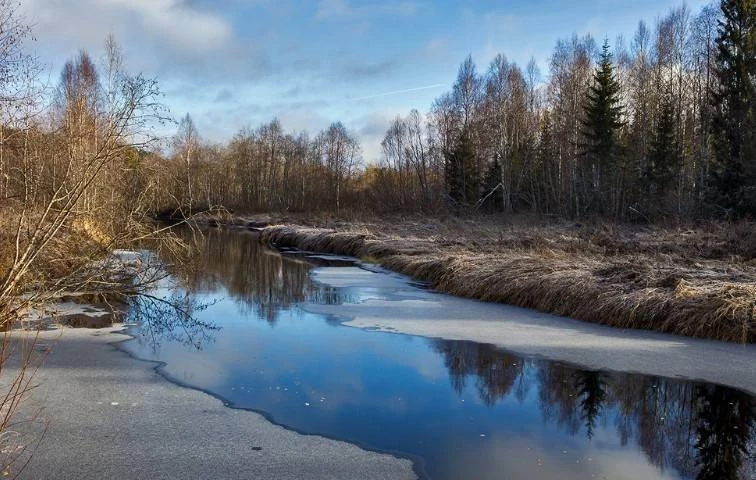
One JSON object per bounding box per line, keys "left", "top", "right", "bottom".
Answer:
{"left": 20, "top": 0, "right": 710, "bottom": 161}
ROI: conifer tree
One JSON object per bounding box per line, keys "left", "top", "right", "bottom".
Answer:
{"left": 445, "top": 140, "right": 463, "bottom": 205}
{"left": 445, "top": 127, "right": 478, "bottom": 205}
{"left": 575, "top": 371, "right": 607, "bottom": 440}
{"left": 710, "top": 0, "right": 756, "bottom": 217}
{"left": 537, "top": 112, "right": 556, "bottom": 212}
{"left": 581, "top": 40, "right": 625, "bottom": 215}
{"left": 480, "top": 157, "right": 503, "bottom": 211}
{"left": 646, "top": 96, "right": 681, "bottom": 197}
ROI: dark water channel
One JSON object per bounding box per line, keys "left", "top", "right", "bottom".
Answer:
{"left": 122, "top": 229, "right": 755, "bottom": 480}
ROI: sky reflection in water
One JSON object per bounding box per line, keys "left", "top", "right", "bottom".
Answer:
{"left": 122, "top": 229, "right": 755, "bottom": 480}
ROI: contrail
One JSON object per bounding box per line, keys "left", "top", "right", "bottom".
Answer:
{"left": 348, "top": 83, "right": 445, "bottom": 102}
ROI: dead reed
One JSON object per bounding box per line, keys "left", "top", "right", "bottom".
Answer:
{"left": 260, "top": 218, "right": 756, "bottom": 343}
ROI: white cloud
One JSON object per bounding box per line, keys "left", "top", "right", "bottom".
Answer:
{"left": 22, "top": 0, "right": 231, "bottom": 55}
{"left": 352, "top": 110, "right": 396, "bottom": 164}
{"left": 101, "top": 0, "right": 232, "bottom": 51}
{"left": 17, "top": 0, "right": 434, "bottom": 148}
{"left": 481, "top": 12, "right": 518, "bottom": 32}
{"left": 274, "top": 109, "right": 332, "bottom": 137}
{"left": 422, "top": 37, "right": 449, "bottom": 63}
{"left": 20, "top": 0, "right": 274, "bottom": 92}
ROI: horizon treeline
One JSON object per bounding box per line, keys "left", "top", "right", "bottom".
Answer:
{"left": 0, "top": 0, "right": 753, "bottom": 223}
{"left": 148, "top": 0, "right": 754, "bottom": 221}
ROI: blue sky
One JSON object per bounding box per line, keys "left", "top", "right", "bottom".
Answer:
{"left": 21, "top": 0, "right": 711, "bottom": 161}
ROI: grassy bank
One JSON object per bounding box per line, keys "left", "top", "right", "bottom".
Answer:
{"left": 257, "top": 216, "right": 756, "bottom": 343}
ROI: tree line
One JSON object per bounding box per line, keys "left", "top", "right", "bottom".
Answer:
{"left": 156, "top": 115, "right": 361, "bottom": 216}
{"left": 150, "top": 0, "right": 754, "bottom": 221}
{"left": 376, "top": 0, "right": 755, "bottom": 219}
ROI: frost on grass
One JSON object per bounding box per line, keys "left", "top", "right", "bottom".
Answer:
{"left": 261, "top": 218, "right": 756, "bottom": 343}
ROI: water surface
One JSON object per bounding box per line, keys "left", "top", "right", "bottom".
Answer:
{"left": 122, "top": 229, "right": 755, "bottom": 480}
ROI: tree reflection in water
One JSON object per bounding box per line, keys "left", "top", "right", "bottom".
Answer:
{"left": 695, "top": 385, "right": 754, "bottom": 480}
{"left": 432, "top": 339, "right": 755, "bottom": 480}
{"left": 127, "top": 291, "right": 219, "bottom": 350}
{"left": 170, "top": 228, "right": 352, "bottom": 324}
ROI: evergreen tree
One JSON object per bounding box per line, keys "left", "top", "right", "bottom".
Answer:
{"left": 581, "top": 40, "right": 625, "bottom": 215}
{"left": 710, "top": 0, "right": 756, "bottom": 217}
{"left": 480, "top": 157, "right": 503, "bottom": 211}
{"left": 646, "top": 96, "right": 681, "bottom": 197}
{"left": 537, "top": 112, "right": 556, "bottom": 213}
{"left": 444, "top": 147, "right": 462, "bottom": 205}
{"left": 445, "top": 127, "right": 479, "bottom": 205}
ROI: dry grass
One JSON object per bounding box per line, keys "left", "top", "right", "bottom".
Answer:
{"left": 0, "top": 211, "right": 111, "bottom": 301}
{"left": 259, "top": 215, "right": 756, "bottom": 343}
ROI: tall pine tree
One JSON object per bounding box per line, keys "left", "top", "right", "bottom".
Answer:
{"left": 710, "top": 0, "right": 756, "bottom": 217}
{"left": 646, "top": 95, "right": 681, "bottom": 198}
{"left": 581, "top": 41, "right": 625, "bottom": 216}
{"left": 480, "top": 156, "right": 503, "bottom": 211}
{"left": 445, "top": 127, "right": 479, "bottom": 206}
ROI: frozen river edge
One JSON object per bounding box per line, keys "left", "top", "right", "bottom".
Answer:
{"left": 304, "top": 265, "right": 756, "bottom": 395}
{"left": 7, "top": 327, "right": 417, "bottom": 480}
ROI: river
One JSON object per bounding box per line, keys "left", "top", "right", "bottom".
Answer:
{"left": 121, "top": 228, "right": 755, "bottom": 480}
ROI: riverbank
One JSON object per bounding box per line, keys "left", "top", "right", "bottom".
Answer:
{"left": 304, "top": 265, "right": 756, "bottom": 395}
{"left": 248, "top": 215, "right": 755, "bottom": 343}
{"left": 4, "top": 327, "right": 416, "bottom": 479}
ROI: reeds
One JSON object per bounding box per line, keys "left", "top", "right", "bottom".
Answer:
{"left": 260, "top": 219, "right": 756, "bottom": 343}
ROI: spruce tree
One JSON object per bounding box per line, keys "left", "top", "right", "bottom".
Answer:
{"left": 581, "top": 40, "right": 625, "bottom": 215}
{"left": 445, "top": 144, "right": 463, "bottom": 204}
{"left": 537, "top": 112, "right": 555, "bottom": 212}
{"left": 710, "top": 0, "right": 756, "bottom": 217}
{"left": 445, "top": 127, "right": 478, "bottom": 205}
{"left": 646, "top": 96, "right": 681, "bottom": 197}
{"left": 480, "top": 157, "right": 503, "bottom": 211}
{"left": 575, "top": 371, "right": 607, "bottom": 440}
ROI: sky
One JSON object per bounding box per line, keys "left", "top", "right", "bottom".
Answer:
{"left": 20, "top": 0, "right": 711, "bottom": 161}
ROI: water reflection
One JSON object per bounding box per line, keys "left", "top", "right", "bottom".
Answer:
{"left": 124, "top": 228, "right": 755, "bottom": 480}
{"left": 127, "top": 291, "right": 219, "bottom": 349}
{"left": 433, "top": 339, "right": 755, "bottom": 479}
{"left": 170, "top": 229, "right": 352, "bottom": 323}
{"left": 695, "top": 385, "right": 754, "bottom": 480}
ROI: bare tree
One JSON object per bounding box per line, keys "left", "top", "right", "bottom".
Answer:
{"left": 315, "top": 122, "right": 361, "bottom": 214}
{"left": 172, "top": 114, "right": 199, "bottom": 214}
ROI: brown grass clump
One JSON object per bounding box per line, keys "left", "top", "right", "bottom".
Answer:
{"left": 260, "top": 217, "right": 756, "bottom": 343}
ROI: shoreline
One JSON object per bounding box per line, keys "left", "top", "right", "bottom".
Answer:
{"left": 6, "top": 225, "right": 755, "bottom": 477}
{"left": 241, "top": 216, "right": 756, "bottom": 344}
{"left": 111, "top": 325, "right": 431, "bottom": 480}
{"left": 5, "top": 326, "right": 417, "bottom": 479}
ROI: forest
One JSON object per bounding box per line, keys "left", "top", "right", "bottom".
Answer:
{"left": 145, "top": 0, "right": 755, "bottom": 221}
